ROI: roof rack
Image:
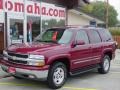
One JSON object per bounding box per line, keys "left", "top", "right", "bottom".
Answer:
{"left": 52, "top": 25, "right": 98, "bottom": 29}
{"left": 66, "top": 25, "right": 97, "bottom": 28}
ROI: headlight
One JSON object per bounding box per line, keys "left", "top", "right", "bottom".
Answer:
{"left": 28, "top": 55, "right": 45, "bottom": 66}
{"left": 3, "top": 50, "right": 8, "bottom": 60}
{"left": 3, "top": 50, "right": 8, "bottom": 56}
{"left": 29, "top": 55, "right": 45, "bottom": 59}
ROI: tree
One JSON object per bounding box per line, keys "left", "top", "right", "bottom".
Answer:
{"left": 81, "top": 1, "right": 118, "bottom": 27}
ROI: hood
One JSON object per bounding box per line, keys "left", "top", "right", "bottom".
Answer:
{"left": 7, "top": 42, "right": 61, "bottom": 54}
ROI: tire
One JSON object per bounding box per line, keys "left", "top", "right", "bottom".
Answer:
{"left": 98, "top": 55, "right": 111, "bottom": 74}
{"left": 47, "top": 62, "right": 67, "bottom": 89}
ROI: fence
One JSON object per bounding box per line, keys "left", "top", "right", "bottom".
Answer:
{"left": 109, "top": 27, "right": 120, "bottom": 48}
{"left": 113, "top": 36, "right": 120, "bottom": 48}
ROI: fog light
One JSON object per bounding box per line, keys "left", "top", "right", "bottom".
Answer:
{"left": 29, "top": 75, "right": 35, "bottom": 79}
{"left": 3, "top": 57, "right": 8, "bottom": 60}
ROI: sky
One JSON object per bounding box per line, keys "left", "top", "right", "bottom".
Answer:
{"left": 90, "top": 0, "right": 120, "bottom": 20}
{"left": 108, "top": 0, "right": 120, "bottom": 20}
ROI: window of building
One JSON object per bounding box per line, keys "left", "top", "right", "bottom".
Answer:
{"left": 88, "top": 30, "right": 101, "bottom": 43}
{"left": 76, "top": 30, "right": 89, "bottom": 44}
{"left": 10, "top": 19, "right": 23, "bottom": 44}
{"left": 27, "top": 16, "right": 41, "bottom": 42}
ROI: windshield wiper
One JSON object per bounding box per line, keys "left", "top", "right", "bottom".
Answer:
{"left": 43, "top": 40, "right": 58, "bottom": 44}
{"left": 35, "top": 40, "right": 58, "bottom": 44}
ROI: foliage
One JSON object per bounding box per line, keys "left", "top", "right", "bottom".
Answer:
{"left": 109, "top": 28, "right": 120, "bottom": 36}
{"left": 82, "top": 4, "right": 93, "bottom": 13}
{"left": 42, "top": 19, "right": 65, "bottom": 30}
{"left": 81, "top": 1, "right": 118, "bottom": 27}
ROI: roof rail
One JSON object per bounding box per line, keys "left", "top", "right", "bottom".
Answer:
{"left": 66, "top": 25, "right": 97, "bottom": 28}
{"left": 83, "top": 25, "right": 97, "bottom": 28}
{"left": 52, "top": 25, "right": 98, "bottom": 29}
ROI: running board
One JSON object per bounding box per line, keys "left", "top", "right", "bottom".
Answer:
{"left": 70, "top": 64, "right": 100, "bottom": 76}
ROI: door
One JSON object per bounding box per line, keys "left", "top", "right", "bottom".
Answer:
{"left": 8, "top": 19, "right": 24, "bottom": 45}
{"left": 71, "top": 30, "right": 92, "bottom": 70}
{"left": 87, "top": 30, "right": 102, "bottom": 64}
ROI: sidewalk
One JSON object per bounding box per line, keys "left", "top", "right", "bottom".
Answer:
{"left": 115, "top": 49, "right": 120, "bottom": 60}
{"left": 112, "top": 49, "right": 120, "bottom": 65}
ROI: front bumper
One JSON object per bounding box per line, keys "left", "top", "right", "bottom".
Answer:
{"left": 1, "top": 65, "right": 48, "bottom": 80}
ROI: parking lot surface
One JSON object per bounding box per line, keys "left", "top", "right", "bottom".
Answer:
{"left": 0, "top": 50, "right": 120, "bottom": 90}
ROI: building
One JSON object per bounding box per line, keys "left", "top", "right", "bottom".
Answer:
{"left": 0, "top": 0, "right": 89, "bottom": 53}
{"left": 68, "top": 9, "right": 104, "bottom": 26}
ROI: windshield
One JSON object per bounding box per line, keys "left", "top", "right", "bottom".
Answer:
{"left": 34, "top": 29, "right": 73, "bottom": 44}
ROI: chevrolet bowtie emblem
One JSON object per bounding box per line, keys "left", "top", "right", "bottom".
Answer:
{"left": 12, "top": 56, "right": 17, "bottom": 60}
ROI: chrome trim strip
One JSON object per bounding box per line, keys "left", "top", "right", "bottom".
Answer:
{"left": 74, "top": 58, "right": 100, "bottom": 64}
{"left": 3, "top": 55, "right": 44, "bottom": 66}
{"left": 8, "top": 52, "right": 28, "bottom": 56}
{"left": 5, "top": 55, "right": 43, "bottom": 62}
{"left": 72, "top": 55, "right": 101, "bottom": 62}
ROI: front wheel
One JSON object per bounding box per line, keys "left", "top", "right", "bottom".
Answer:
{"left": 47, "top": 62, "right": 67, "bottom": 89}
{"left": 98, "top": 55, "right": 111, "bottom": 74}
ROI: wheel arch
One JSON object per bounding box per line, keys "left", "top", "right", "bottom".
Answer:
{"left": 103, "top": 51, "right": 112, "bottom": 60}
{"left": 48, "top": 56, "right": 71, "bottom": 74}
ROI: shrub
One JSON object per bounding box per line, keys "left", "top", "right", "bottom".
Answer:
{"left": 109, "top": 28, "right": 120, "bottom": 36}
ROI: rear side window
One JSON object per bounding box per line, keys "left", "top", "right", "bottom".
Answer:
{"left": 76, "top": 30, "right": 89, "bottom": 44}
{"left": 98, "top": 29, "right": 113, "bottom": 42}
{"left": 88, "top": 30, "right": 101, "bottom": 44}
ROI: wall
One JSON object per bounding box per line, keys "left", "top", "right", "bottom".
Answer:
{"left": 68, "top": 11, "right": 90, "bottom": 26}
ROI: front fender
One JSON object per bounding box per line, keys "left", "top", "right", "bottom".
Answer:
{"left": 46, "top": 54, "right": 71, "bottom": 65}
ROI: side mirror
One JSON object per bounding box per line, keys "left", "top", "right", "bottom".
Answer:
{"left": 76, "top": 40, "right": 85, "bottom": 45}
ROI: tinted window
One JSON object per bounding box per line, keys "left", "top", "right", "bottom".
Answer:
{"left": 88, "top": 30, "right": 101, "bottom": 43}
{"left": 76, "top": 30, "right": 89, "bottom": 44}
{"left": 35, "top": 29, "right": 73, "bottom": 44}
{"left": 98, "top": 29, "right": 113, "bottom": 42}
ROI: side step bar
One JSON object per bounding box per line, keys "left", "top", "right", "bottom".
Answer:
{"left": 70, "top": 64, "right": 100, "bottom": 76}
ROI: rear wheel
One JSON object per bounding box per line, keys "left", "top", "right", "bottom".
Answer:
{"left": 98, "top": 55, "right": 111, "bottom": 74}
{"left": 47, "top": 62, "right": 67, "bottom": 89}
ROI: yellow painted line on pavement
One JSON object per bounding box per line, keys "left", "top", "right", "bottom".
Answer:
{"left": 63, "top": 86, "right": 96, "bottom": 90}
{"left": 0, "top": 82, "right": 97, "bottom": 90}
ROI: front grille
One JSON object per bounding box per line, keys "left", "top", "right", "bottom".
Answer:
{"left": 7, "top": 52, "right": 28, "bottom": 65}
{"left": 8, "top": 59, "right": 27, "bottom": 65}
{"left": 8, "top": 52, "right": 28, "bottom": 58}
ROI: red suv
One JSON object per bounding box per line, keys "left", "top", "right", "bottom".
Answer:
{"left": 1, "top": 26, "right": 116, "bottom": 89}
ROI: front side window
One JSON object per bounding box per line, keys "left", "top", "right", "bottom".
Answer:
{"left": 35, "top": 29, "right": 73, "bottom": 44}
{"left": 10, "top": 19, "right": 23, "bottom": 44}
{"left": 76, "top": 30, "right": 89, "bottom": 44}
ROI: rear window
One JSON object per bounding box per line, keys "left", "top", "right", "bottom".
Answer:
{"left": 98, "top": 29, "right": 113, "bottom": 42}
